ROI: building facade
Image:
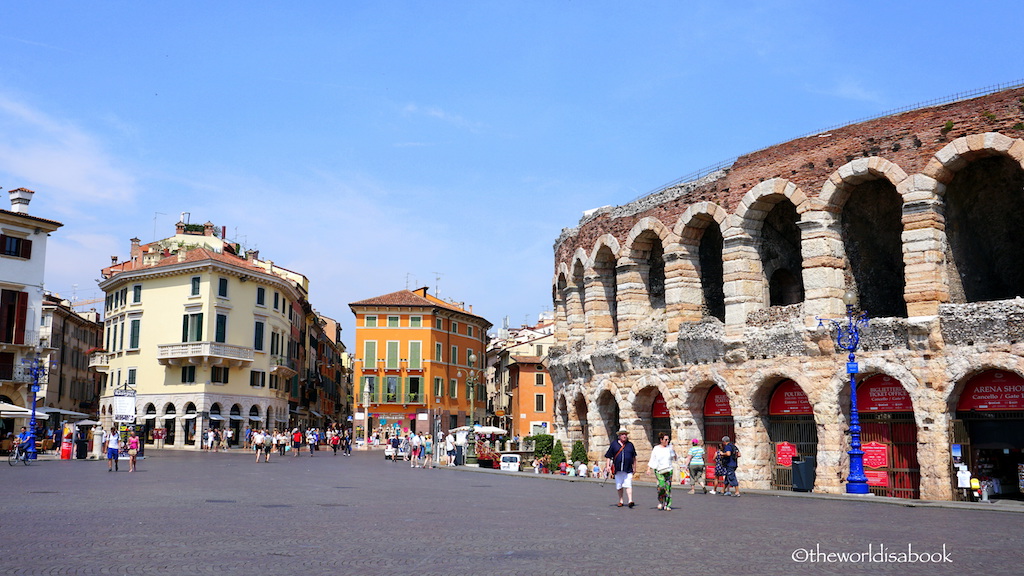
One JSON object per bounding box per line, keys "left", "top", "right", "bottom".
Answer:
{"left": 349, "top": 287, "right": 492, "bottom": 440}
{"left": 92, "top": 221, "right": 325, "bottom": 446}
{"left": 488, "top": 315, "right": 555, "bottom": 437}
{"left": 549, "top": 85, "right": 1024, "bottom": 501}
{"left": 39, "top": 294, "right": 103, "bottom": 418}
{"left": 0, "top": 188, "right": 62, "bottom": 437}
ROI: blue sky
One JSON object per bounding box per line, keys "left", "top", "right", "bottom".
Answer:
{"left": 1, "top": 2, "right": 1021, "bottom": 344}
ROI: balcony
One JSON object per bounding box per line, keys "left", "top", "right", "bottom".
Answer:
{"left": 89, "top": 352, "right": 110, "bottom": 372}
{"left": 271, "top": 356, "right": 298, "bottom": 379}
{"left": 157, "top": 342, "right": 255, "bottom": 368}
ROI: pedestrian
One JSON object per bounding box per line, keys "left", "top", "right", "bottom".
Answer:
{"left": 604, "top": 428, "right": 637, "bottom": 508}
{"left": 252, "top": 429, "right": 265, "bottom": 463}
{"left": 422, "top": 434, "right": 434, "bottom": 469}
{"left": 445, "top": 432, "right": 456, "bottom": 466}
{"left": 592, "top": 461, "right": 601, "bottom": 478}
{"left": 244, "top": 425, "right": 252, "bottom": 450}
{"left": 330, "top": 432, "right": 340, "bottom": 455}
{"left": 720, "top": 435, "right": 741, "bottom": 497}
{"left": 276, "top": 430, "right": 287, "bottom": 457}
{"left": 127, "top": 430, "right": 140, "bottom": 473}
{"left": 104, "top": 426, "right": 120, "bottom": 472}
{"left": 306, "top": 428, "right": 316, "bottom": 457}
{"left": 344, "top": 430, "right": 352, "bottom": 456}
{"left": 710, "top": 443, "right": 727, "bottom": 494}
{"left": 646, "top": 432, "right": 678, "bottom": 510}
{"left": 686, "top": 438, "right": 707, "bottom": 494}
{"left": 577, "top": 461, "right": 589, "bottom": 477}
{"left": 410, "top": 432, "right": 422, "bottom": 467}
{"left": 390, "top": 434, "right": 401, "bottom": 462}
{"left": 261, "top": 429, "right": 273, "bottom": 462}
{"left": 291, "top": 428, "right": 303, "bottom": 457}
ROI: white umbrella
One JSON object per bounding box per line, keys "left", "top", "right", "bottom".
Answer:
{"left": 473, "top": 426, "right": 507, "bottom": 435}
{"left": 75, "top": 419, "right": 101, "bottom": 426}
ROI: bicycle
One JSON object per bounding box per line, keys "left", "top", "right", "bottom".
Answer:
{"left": 7, "top": 443, "right": 30, "bottom": 466}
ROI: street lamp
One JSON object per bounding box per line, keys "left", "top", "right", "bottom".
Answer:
{"left": 20, "top": 345, "right": 54, "bottom": 461}
{"left": 818, "top": 290, "right": 870, "bottom": 495}
{"left": 362, "top": 382, "right": 371, "bottom": 448}
{"left": 467, "top": 352, "right": 479, "bottom": 427}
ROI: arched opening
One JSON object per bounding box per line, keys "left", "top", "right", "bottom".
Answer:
{"left": 593, "top": 245, "right": 618, "bottom": 336}
{"left": 647, "top": 238, "right": 666, "bottom": 310}
{"left": 142, "top": 403, "right": 157, "bottom": 444}
{"left": 650, "top": 392, "right": 671, "bottom": 446}
{"left": 570, "top": 261, "right": 586, "bottom": 342}
{"left": 765, "top": 379, "right": 818, "bottom": 492}
{"left": 573, "top": 393, "right": 589, "bottom": 455}
{"left": 760, "top": 199, "right": 804, "bottom": 306}
{"left": 703, "top": 385, "right": 735, "bottom": 486}
{"left": 699, "top": 223, "right": 725, "bottom": 321}
{"left": 162, "top": 403, "right": 176, "bottom": 445}
{"left": 840, "top": 178, "right": 907, "bottom": 317}
{"left": 858, "top": 374, "right": 919, "bottom": 499}
{"left": 596, "top": 389, "right": 619, "bottom": 450}
{"left": 953, "top": 369, "right": 1024, "bottom": 501}
{"left": 229, "top": 404, "right": 242, "bottom": 446}
{"left": 209, "top": 403, "right": 223, "bottom": 430}
{"left": 183, "top": 403, "right": 197, "bottom": 445}
{"left": 945, "top": 155, "right": 1024, "bottom": 303}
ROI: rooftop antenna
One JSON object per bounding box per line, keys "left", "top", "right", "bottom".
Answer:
{"left": 179, "top": 212, "right": 190, "bottom": 225}
{"left": 153, "top": 212, "right": 167, "bottom": 240}
{"left": 431, "top": 272, "right": 443, "bottom": 296}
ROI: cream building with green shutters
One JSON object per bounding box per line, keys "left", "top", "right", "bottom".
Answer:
{"left": 92, "top": 221, "right": 306, "bottom": 447}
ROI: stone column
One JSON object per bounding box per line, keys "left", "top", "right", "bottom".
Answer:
{"left": 900, "top": 175, "right": 949, "bottom": 316}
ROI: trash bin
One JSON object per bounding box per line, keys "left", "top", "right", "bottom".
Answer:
{"left": 75, "top": 439, "right": 89, "bottom": 460}
{"left": 792, "top": 456, "right": 816, "bottom": 492}
{"left": 455, "top": 445, "right": 464, "bottom": 466}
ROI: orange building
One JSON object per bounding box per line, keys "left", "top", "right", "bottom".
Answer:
{"left": 349, "top": 287, "right": 492, "bottom": 440}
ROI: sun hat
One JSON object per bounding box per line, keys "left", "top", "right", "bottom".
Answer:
{"left": 692, "top": 438, "right": 700, "bottom": 445}
{"left": 617, "top": 429, "right": 629, "bottom": 435}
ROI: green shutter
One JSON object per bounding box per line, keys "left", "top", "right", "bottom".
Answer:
{"left": 409, "top": 341, "right": 421, "bottom": 369}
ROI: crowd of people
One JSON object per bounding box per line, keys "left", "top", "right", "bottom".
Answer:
{"left": 242, "top": 424, "right": 353, "bottom": 461}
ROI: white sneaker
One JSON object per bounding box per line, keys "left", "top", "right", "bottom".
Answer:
{"left": 708, "top": 490, "right": 716, "bottom": 494}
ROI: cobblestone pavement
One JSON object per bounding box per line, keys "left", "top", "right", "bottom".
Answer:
{"left": 1, "top": 448, "right": 1021, "bottom": 576}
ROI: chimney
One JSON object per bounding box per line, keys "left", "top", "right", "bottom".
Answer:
{"left": 130, "top": 238, "right": 142, "bottom": 263}
{"left": 245, "top": 249, "right": 260, "bottom": 262}
{"left": 8, "top": 188, "right": 35, "bottom": 214}
{"left": 175, "top": 221, "right": 185, "bottom": 235}
{"left": 203, "top": 221, "right": 215, "bottom": 236}
{"left": 178, "top": 249, "right": 187, "bottom": 262}
{"left": 110, "top": 255, "right": 118, "bottom": 265}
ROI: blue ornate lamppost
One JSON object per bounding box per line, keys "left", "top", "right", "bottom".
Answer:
{"left": 818, "top": 291, "right": 870, "bottom": 495}
{"left": 20, "top": 345, "right": 54, "bottom": 461}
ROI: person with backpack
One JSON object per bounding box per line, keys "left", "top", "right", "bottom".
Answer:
{"left": 720, "top": 435, "right": 741, "bottom": 497}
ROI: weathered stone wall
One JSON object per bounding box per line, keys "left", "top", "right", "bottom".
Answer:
{"left": 549, "top": 86, "right": 1024, "bottom": 501}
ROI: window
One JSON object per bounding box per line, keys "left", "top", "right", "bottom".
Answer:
{"left": 386, "top": 341, "right": 399, "bottom": 369}
{"left": 215, "top": 314, "right": 227, "bottom": 343}
{"left": 535, "top": 373, "right": 546, "bottom": 386}
{"left": 127, "top": 368, "right": 137, "bottom": 388}
{"left": 451, "top": 345, "right": 458, "bottom": 366}
{"left": 256, "top": 287, "right": 266, "bottom": 306}
{"left": 273, "top": 291, "right": 280, "bottom": 310}
{"left": 408, "top": 341, "right": 421, "bottom": 370}
{"left": 132, "top": 285, "right": 142, "bottom": 304}
{"left": 118, "top": 317, "right": 125, "bottom": 350}
{"left": 451, "top": 321, "right": 458, "bottom": 333}
{"left": 250, "top": 370, "right": 266, "bottom": 388}
{"left": 190, "top": 277, "right": 201, "bottom": 296}
{"left": 212, "top": 366, "right": 229, "bottom": 384}
{"left": 269, "top": 374, "right": 280, "bottom": 390}
{"left": 386, "top": 376, "right": 398, "bottom": 402}
{"left": 536, "top": 344, "right": 544, "bottom": 356}
{"left": 218, "top": 278, "right": 228, "bottom": 297}
{"left": 0, "top": 235, "right": 31, "bottom": 259}
{"left": 535, "top": 394, "right": 545, "bottom": 412}
{"left": 270, "top": 331, "right": 281, "bottom": 355}
{"left": 182, "top": 313, "right": 203, "bottom": 342}
{"left": 467, "top": 349, "right": 475, "bottom": 367}
{"left": 128, "top": 318, "right": 141, "bottom": 350}
{"left": 434, "top": 377, "right": 444, "bottom": 397}
{"left": 408, "top": 377, "right": 422, "bottom": 402}
{"left": 435, "top": 317, "right": 443, "bottom": 330}
{"left": 467, "top": 325, "right": 474, "bottom": 337}
{"left": 254, "top": 321, "right": 265, "bottom": 351}
{"left": 435, "top": 342, "right": 443, "bottom": 362}
{"left": 387, "top": 316, "right": 399, "bottom": 328}
{"left": 364, "top": 341, "right": 377, "bottom": 367}
{"left": 410, "top": 316, "right": 421, "bottom": 328}
{"left": 181, "top": 365, "right": 196, "bottom": 383}
{"left": 365, "top": 315, "right": 377, "bottom": 328}
{"left": 449, "top": 378, "right": 458, "bottom": 399}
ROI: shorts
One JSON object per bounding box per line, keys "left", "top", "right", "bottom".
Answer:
{"left": 614, "top": 471, "right": 634, "bottom": 490}
{"left": 725, "top": 466, "right": 738, "bottom": 487}
{"left": 255, "top": 444, "right": 264, "bottom": 451}
{"left": 107, "top": 447, "right": 119, "bottom": 460}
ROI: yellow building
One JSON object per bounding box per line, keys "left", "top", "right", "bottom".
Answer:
{"left": 349, "top": 287, "right": 492, "bottom": 441}
{"left": 92, "top": 221, "right": 306, "bottom": 447}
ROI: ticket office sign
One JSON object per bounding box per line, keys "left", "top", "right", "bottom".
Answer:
{"left": 113, "top": 389, "right": 137, "bottom": 423}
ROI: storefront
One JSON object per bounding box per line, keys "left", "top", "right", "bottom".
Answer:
{"left": 954, "top": 370, "right": 1024, "bottom": 500}
{"left": 766, "top": 379, "right": 817, "bottom": 491}
{"left": 858, "top": 374, "right": 919, "bottom": 499}
{"left": 703, "top": 385, "right": 734, "bottom": 483}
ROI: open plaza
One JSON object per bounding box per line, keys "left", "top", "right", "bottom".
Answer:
{"left": 1, "top": 447, "right": 1021, "bottom": 575}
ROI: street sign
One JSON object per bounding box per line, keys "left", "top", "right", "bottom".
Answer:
{"left": 846, "top": 362, "right": 859, "bottom": 374}
{"left": 113, "top": 389, "right": 137, "bottom": 422}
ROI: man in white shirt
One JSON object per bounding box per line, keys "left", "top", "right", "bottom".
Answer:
{"left": 104, "top": 427, "right": 121, "bottom": 472}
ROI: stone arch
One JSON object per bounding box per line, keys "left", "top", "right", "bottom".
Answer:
{"left": 553, "top": 267, "right": 570, "bottom": 343}
{"left": 736, "top": 179, "right": 809, "bottom": 310}
{"left": 568, "top": 254, "right": 588, "bottom": 344}
{"left": 931, "top": 135, "right": 1024, "bottom": 303}
{"left": 593, "top": 380, "right": 624, "bottom": 453}
{"left": 815, "top": 159, "right": 911, "bottom": 319}
{"left": 674, "top": 202, "right": 730, "bottom": 323}
{"left": 573, "top": 390, "right": 590, "bottom": 454}
{"left": 619, "top": 217, "right": 677, "bottom": 332}
{"left": 944, "top": 354, "right": 1024, "bottom": 412}
{"left": 587, "top": 235, "right": 621, "bottom": 338}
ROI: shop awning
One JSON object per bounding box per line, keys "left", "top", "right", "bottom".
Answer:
{"left": 309, "top": 410, "right": 322, "bottom": 418}
{"left": 181, "top": 414, "right": 197, "bottom": 420}
{"left": 141, "top": 414, "right": 158, "bottom": 420}
{"left": 208, "top": 415, "right": 225, "bottom": 421}
{"left": 229, "top": 415, "right": 245, "bottom": 421}
{"left": 248, "top": 416, "right": 264, "bottom": 422}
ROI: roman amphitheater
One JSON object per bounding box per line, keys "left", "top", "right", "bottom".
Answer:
{"left": 548, "top": 83, "right": 1024, "bottom": 501}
